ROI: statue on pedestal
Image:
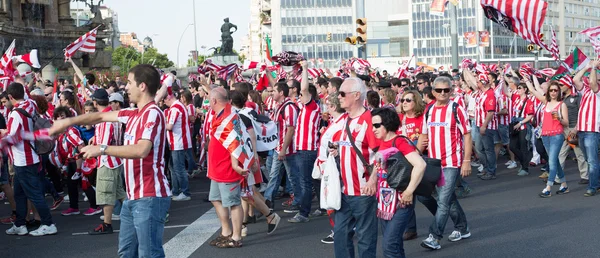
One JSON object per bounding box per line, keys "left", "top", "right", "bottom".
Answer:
{"left": 219, "top": 18, "right": 237, "bottom": 55}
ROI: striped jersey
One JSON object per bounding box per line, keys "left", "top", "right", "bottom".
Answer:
{"left": 497, "top": 93, "right": 511, "bottom": 126}
{"left": 577, "top": 86, "right": 600, "bottom": 133}
{"left": 0, "top": 105, "right": 8, "bottom": 122}
{"left": 274, "top": 98, "right": 298, "bottom": 155}
{"left": 422, "top": 101, "right": 471, "bottom": 168}
{"left": 476, "top": 88, "right": 498, "bottom": 130}
{"left": 7, "top": 99, "right": 40, "bottom": 166}
{"left": 511, "top": 95, "right": 534, "bottom": 130}
{"left": 56, "top": 127, "right": 84, "bottom": 163}
{"left": 95, "top": 106, "right": 123, "bottom": 169}
{"left": 166, "top": 101, "right": 192, "bottom": 151}
{"left": 295, "top": 99, "right": 321, "bottom": 151}
{"left": 118, "top": 102, "right": 171, "bottom": 200}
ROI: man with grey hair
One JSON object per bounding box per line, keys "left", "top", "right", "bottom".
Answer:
{"left": 417, "top": 76, "right": 472, "bottom": 250}
{"left": 330, "top": 77, "right": 378, "bottom": 258}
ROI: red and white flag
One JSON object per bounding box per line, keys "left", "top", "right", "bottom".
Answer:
{"left": 203, "top": 59, "right": 222, "bottom": 71}
{"left": 546, "top": 25, "right": 560, "bottom": 61}
{"left": 0, "top": 40, "right": 16, "bottom": 90}
{"left": 242, "top": 60, "right": 258, "bottom": 70}
{"left": 481, "top": 0, "right": 548, "bottom": 48}
{"left": 64, "top": 25, "right": 100, "bottom": 61}
{"left": 217, "top": 63, "right": 239, "bottom": 80}
{"left": 307, "top": 68, "right": 321, "bottom": 79}
{"left": 579, "top": 26, "right": 600, "bottom": 57}
{"left": 538, "top": 68, "right": 556, "bottom": 78}
{"left": 212, "top": 104, "right": 254, "bottom": 171}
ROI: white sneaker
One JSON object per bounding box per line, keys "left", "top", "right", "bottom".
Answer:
{"left": 172, "top": 193, "right": 191, "bottom": 201}
{"left": 448, "top": 230, "right": 471, "bottom": 242}
{"left": 64, "top": 195, "right": 70, "bottom": 202}
{"left": 29, "top": 224, "right": 57, "bottom": 236}
{"left": 478, "top": 165, "right": 484, "bottom": 172}
{"left": 504, "top": 160, "right": 512, "bottom": 166}
{"left": 507, "top": 161, "right": 518, "bottom": 169}
{"left": 241, "top": 225, "right": 248, "bottom": 237}
{"left": 6, "top": 225, "right": 28, "bottom": 236}
{"left": 83, "top": 193, "right": 88, "bottom": 202}
{"left": 100, "top": 214, "right": 120, "bottom": 221}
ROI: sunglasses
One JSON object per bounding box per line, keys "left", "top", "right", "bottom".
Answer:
{"left": 400, "top": 98, "right": 413, "bottom": 103}
{"left": 434, "top": 88, "right": 451, "bottom": 94}
{"left": 417, "top": 82, "right": 424, "bottom": 85}
{"left": 401, "top": 84, "right": 408, "bottom": 87}
{"left": 549, "top": 89, "right": 559, "bottom": 93}
{"left": 517, "top": 87, "right": 525, "bottom": 90}
{"left": 339, "top": 91, "right": 357, "bottom": 98}
{"left": 373, "top": 123, "right": 383, "bottom": 129}
{"left": 45, "top": 93, "right": 51, "bottom": 96}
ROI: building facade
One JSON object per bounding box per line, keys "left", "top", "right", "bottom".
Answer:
{"left": 547, "top": 0, "right": 600, "bottom": 59}
{"left": 120, "top": 32, "right": 144, "bottom": 52}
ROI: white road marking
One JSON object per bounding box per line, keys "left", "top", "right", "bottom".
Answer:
{"left": 164, "top": 207, "right": 220, "bottom": 258}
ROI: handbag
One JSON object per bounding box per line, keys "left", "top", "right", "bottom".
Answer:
{"left": 509, "top": 102, "right": 526, "bottom": 136}
{"left": 345, "top": 118, "right": 378, "bottom": 177}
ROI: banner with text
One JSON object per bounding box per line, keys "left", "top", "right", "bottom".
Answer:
{"left": 464, "top": 32, "right": 478, "bottom": 48}
{"left": 479, "top": 31, "right": 490, "bottom": 47}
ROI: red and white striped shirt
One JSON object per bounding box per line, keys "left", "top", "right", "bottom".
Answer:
{"left": 274, "top": 98, "right": 298, "bottom": 155}
{"left": 56, "top": 127, "right": 84, "bottom": 163}
{"left": 512, "top": 95, "right": 534, "bottom": 130}
{"left": 577, "top": 86, "right": 600, "bottom": 133}
{"left": 166, "top": 101, "right": 192, "bottom": 151}
{"left": 497, "top": 94, "right": 511, "bottom": 126}
{"left": 7, "top": 100, "right": 40, "bottom": 166}
{"left": 452, "top": 95, "right": 466, "bottom": 110}
{"left": 295, "top": 99, "right": 321, "bottom": 151}
{"left": 118, "top": 102, "right": 171, "bottom": 200}
{"left": 332, "top": 111, "right": 380, "bottom": 196}
{"left": 422, "top": 101, "right": 471, "bottom": 168}
{"left": 95, "top": 106, "right": 123, "bottom": 169}
{"left": 265, "top": 96, "right": 277, "bottom": 119}
{"left": 476, "top": 88, "right": 498, "bottom": 130}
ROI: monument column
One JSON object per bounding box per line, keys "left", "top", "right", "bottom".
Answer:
{"left": 58, "top": 0, "right": 72, "bottom": 25}
{"left": 11, "top": 0, "right": 24, "bottom": 26}
{"left": 45, "top": 0, "right": 60, "bottom": 28}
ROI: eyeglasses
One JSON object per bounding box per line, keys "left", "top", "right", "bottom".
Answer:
{"left": 549, "top": 89, "right": 559, "bottom": 93}
{"left": 339, "top": 91, "right": 357, "bottom": 98}
{"left": 400, "top": 98, "right": 413, "bottom": 103}
{"left": 373, "top": 123, "right": 383, "bottom": 128}
{"left": 401, "top": 84, "right": 408, "bottom": 87}
{"left": 517, "top": 87, "right": 525, "bottom": 90}
{"left": 417, "top": 82, "right": 424, "bottom": 85}
{"left": 434, "top": 88, "right": 451, "bottom": 94}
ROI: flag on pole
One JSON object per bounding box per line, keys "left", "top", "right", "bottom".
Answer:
{"left": 553, "top": 47, "right": 590, "bottom": 78}
{"left": 64, "top": 25, "right": 100, "bottom": 61}
{"left": 0, "top": 40, "right": 16, "bottom": 91}
{"left": 265, "top": 35, "right": 273, "bottom": 63}
{"left": 579, "top": 26, "right": 600, "bottom": 57}
{"left": 546, "top": 26, "right": 560, "bottom": 61}
{"left": 481, "top": 0, "right": 548, "bottom": 49}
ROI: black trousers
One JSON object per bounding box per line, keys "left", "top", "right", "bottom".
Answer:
{"left": 509, "top": 130, "right": 532, "bottom": 172}
{"left": 66, "top": 161, "right": 97, "bottom": 210}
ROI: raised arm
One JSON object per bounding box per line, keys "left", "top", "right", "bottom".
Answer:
{"left": 299, "top": 61, "right": 311, "bottom": 104}
{"left": 590, "top": 60, "right": 599, "bottom": 93}
{"left": 462, "top": 69, "right": 478, "bottom": 90}
{"left": 524, "top": 76, "right": 546, "bottom": 103}
{"left": 573, "top": 62, "right": 591, "bottom": 92}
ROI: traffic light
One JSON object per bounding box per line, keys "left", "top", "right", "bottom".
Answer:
{"left": 356, "top": 18, "right": 367, "bottom": 44}
{"left": 527, "top": 44, "right": 535, "bottom": 52}
{"left": 345, "top": 36, "right": 357, "bottom": 45}
{"left": 327, "top": 32, "right": 332, "bottom": 41}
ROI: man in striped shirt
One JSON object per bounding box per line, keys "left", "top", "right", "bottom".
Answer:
{"left": 49, "top": 65, "right": 172, "bottom": 257}
{"left": 88, "top": 89, "right": 126, "bottom": 235}
{"left": 165, "top": 91, "right": 192, "bottom": 201}
{"left": 287, "top": 62, "right": 322, "bottom": 222}
{"left": 417, "top": 76, "right": 472, "bottom": 250}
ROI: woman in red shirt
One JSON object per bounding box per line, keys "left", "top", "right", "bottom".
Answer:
{"left": 371, "top": 108, "right": 425, "bottom": 258}
{"left": 397, "top": 90, "right": 425, "bottom": 144}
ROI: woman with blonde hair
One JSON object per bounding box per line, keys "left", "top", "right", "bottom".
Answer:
{"left": 382, "top": 88, "right": 396, "bottom": 109}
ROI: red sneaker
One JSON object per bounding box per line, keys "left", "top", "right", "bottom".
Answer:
{"left": 61, "top": 208, "right": 80, "bottom": 216}
{"left": 50, "top": 196, "right": 64, "bottom": 211}
{"left": 281, "top": 194, "right": 294, "bottom": 208}
{"left": 0, "top": 214, "right": 16, "bottom": 225}
{"left": 83, "top": 207, "right": 102, "bottom": 216}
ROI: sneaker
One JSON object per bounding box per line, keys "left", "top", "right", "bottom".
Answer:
{"left": 403, "top": 232, "right": 418, "bottom": 241}
{"left": 0, "top": 192, "right": 4, "bottom": 200}
{"left": 584, "top": 189, "right": 598, "bottom": 197}
{"left": 100, "top": 214, "right": 120, "bottom": 221}
{"left": 172, "top": 193, "right": 192, "bottom": 201}
{"left": 517, "top": 170, "right": 529, "bottom": 176}
{"left": 499, "top": 148, "right": 507, "bottom": 156}
{"left": 507, "top": 161, "right": 518, "bottom": 169}
{"left": 477, "top": 171, "right": 486, "bottom": 177}
{"left": 26, "top": 220, "right": 41, "bottom": 231}
{"left": 267, "top": 213, "right": 281, "bottom": 235}
{"left": 477, "top": 165, "right": 484, "bottom": 172}
{"left": 287, "top": 213, "right": 309, "bottom": 223}
{"left": 448, "top": 230, "right": 471, "bottom": 242}
{"left": 538, "top": 172, "right": 549, "bottom": 179}
{"left": 579, "top": 179, "right": 589, "bottom": 185}
{"left": 83, "top": 193, "right": 88, "bottom": 202}
{"left": 71, "top": 172, "right": 82, "bottom": 180}
{"left": 89, "top": 223, "right": 113, "bottom": 235}
{"left": 284, "top": 205, "right": 300, "bottom": 214}
{"left": 1, "top": 214, "right": 16, "bottom": 225}
{"left": 470, "top": 160, "right": 481, "bottom": 167}
{"left": 63, "top": 195, "right": 70, "bottom": 202}
{"left": 539, "top": 189, "right": 551, "bottom": 198}
{"left": 241, "top": 225, "right": 248, "bottom": 237}
{"left": 480, "top": 174, "right": 497, "bottom": 180}
{"left": 310, "top": 209, "right": 327, "bottom": 217}
{"left": 321, "top": 231, "right": 334, "bottom": 244}
{"left": 165, "top": 212, "right": 170, "bottom": 223}
{"left": 421, "top": 234, "right": 441, "bottom": 250}
{"left": 259, "top": 183, "right": 268, "bottom": 193}
{"left": 29, "top": 224, "right": 57, "bottom": 236}
{"left": 83, "top": 207, "right": 103, "bottom": 216}
{"left": 5, "top": 225, "right": 28, "bottom": 236}
{"left": 61, "top": 208, "right": 80, "bottom": 216}
{"left": 281, "top": 195, "right": 294, "bottom": 208}
{"left": 456, "top": 187, "right": 472, "bottom": 199}
{"left": 504, "top": 160, "right": 513, "bottom": 166}
{"left": 50, "top": 196, "right": 64, "bottom": 211}
{"left": 556, "top": 186, "right": 569, "bottom": 195}
{"left": 540, "top": 166, "right": 548, "bottom": 172}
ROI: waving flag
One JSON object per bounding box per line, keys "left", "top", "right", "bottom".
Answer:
{"left": 217, "top": 63, "right": 239, "bottom": 80}
{"left": 212, "top": 104, "right": 254, "bottom": 171}
{"left": 64, "top": 25, "right": 100, "bottom": 61}
{"left": 579, "top": 26, "right": 600, "bottom": 57}
{"left": 481, "top": 0, "right": 548, "bottom": 48}
{"left": 538, "top": 68, "right": 556, "bottom": 78}
{"left": 546, "top": 26, "right": 560, "bottom": 60}
{"left": 0, "top": 40, "right": 16, "bottom": 90}
{"left": 396, "top": 55, "right": 414, "bottom": 79}
{"left": 553, "top": 47, "right": 589, "bottom": 78}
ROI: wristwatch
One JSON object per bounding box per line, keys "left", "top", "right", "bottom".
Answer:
{"left": 100, "top": 145, "right": 108, "bottom": 155}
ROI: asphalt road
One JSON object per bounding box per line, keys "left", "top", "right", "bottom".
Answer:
{"left": 2, "top": 155, "right": 600, "bottom": 258}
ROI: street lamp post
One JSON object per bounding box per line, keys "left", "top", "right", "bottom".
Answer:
{"left": 192, "top": 0, "right": 199, "bottom": 66}
{"left": 177, "top": 23, "right": 194, "bottom": 68}
{"left": 449, "top": 4, "right": 459, "bottom": 70}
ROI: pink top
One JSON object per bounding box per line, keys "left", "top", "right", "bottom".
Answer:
{"left": 541, "top": 102, "right": 563, "bottom": 136}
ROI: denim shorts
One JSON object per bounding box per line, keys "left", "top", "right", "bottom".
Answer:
{"left": 208, "top": 180, "right": 241, "bottom": 208}
{"left": 497, "top": 125, "right": 510, "bottom": 145}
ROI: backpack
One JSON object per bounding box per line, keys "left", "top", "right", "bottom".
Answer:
{"left": 238, "top": 107, "right": 278, "bottom": 152}
{"left": 14, "top": 108, "right": 55, "bottom": 155}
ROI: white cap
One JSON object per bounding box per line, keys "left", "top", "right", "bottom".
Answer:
{"left": 109, "top": 93, "right": 124, "bottom": 103}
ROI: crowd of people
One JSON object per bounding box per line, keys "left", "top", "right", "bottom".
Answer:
{"left": 0, "top": 54, "right": 599, "bottom": 258}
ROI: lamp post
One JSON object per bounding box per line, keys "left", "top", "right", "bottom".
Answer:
{"left": 177, "top": 23, "right": 194, "bottom": 68}
{"left": 192, "top": 0, "right": 199, "bottom": 66}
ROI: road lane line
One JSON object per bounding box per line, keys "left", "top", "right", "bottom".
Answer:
{"left": 164, "top": 207, "right": 220, "bottom": 258}
{"left": 70, "top": 224, "right": 191, "bottom": 236}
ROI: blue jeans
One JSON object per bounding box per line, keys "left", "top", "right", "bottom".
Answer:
{"left": 264, "top": 152, "right": 296, "bottom": 202}
{"left": 380, "top": 204, "right": 414, "bottom": 258}
{"left": 295, "top": 150, "right": 317, "bottom": 217}
{"left": 184, "top": 148, "right": 197, "bottom": 174}
{"left": 482, "top": 129, "right": 498, "bottom": 175}
{"left": 579, "top": 132, "right": 600, "bottom": 191}
{"left": 13, "top": 164, "right": 53, "bottom": 227}
{"left": 429, "top": 167, "right": 469, "bottom": 240}
{"left": 169, "top": 149, "right": 190, "bottom": 197}
{"left": 542, "top": 134, "right": 566, "bottom": 187}
{"left": 118, "top": 197, "right": 171, "bottom": 258}
{"left": 334, "top": 195, "right": 377, "bottom": 258}
{"left": 471, "top": 121, "right": 486, "bottom": 168}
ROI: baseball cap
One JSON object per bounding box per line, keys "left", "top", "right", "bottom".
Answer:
{"left": 91, "top": 88, "right": 109, "bottom": 101}
{"left": 109, "top": 92, "right": 124, "bottom": 103}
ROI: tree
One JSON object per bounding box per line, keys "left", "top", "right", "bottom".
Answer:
{"left": 187, "top": 55, "right": 206, "bottom": 67}
{"left": 109, "top": 46, "right": 174, "bottom": 73}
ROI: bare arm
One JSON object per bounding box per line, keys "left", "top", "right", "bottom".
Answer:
{"left": 463, "top": 69, "right": 478, "bottom": 90}
{"left": 573, "top": 63, "right": 590, "bottom": 91}
{"left": 416, "top": 133, "right": 427, "bottom": 153}
{"left": 300, "top": 61, "right": 311, "bottom": 104}
{"left": 559, "top": 102, "right": 569, "bottom": 127}
{"left": 49, "top": 111, "right": 119, "bottom": 136}
{"left": 590, "top": 60, "right": 599, "bottom": 93}
{"left": 524, "top": 78, "right": 546, "bottom": 103}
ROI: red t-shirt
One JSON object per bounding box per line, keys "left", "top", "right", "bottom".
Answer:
{"left": 378, "top": 136, "right": 416, "bottom": 156}
{"left": 207, "top": 110, "right": 243, "bottom": 183}
{"left": 398, "top": 114, "right": 424, "bottom": 142}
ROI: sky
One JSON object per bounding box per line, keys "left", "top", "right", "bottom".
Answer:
{"left": 86, "top": 0, "right": 250, "bottom": 67}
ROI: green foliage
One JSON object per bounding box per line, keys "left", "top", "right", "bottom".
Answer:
{"left": 187, "top": 55, "right": 207, "bottom": 67}
{"left": 111, "top": 46, "right": 174, "bottom": 73}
